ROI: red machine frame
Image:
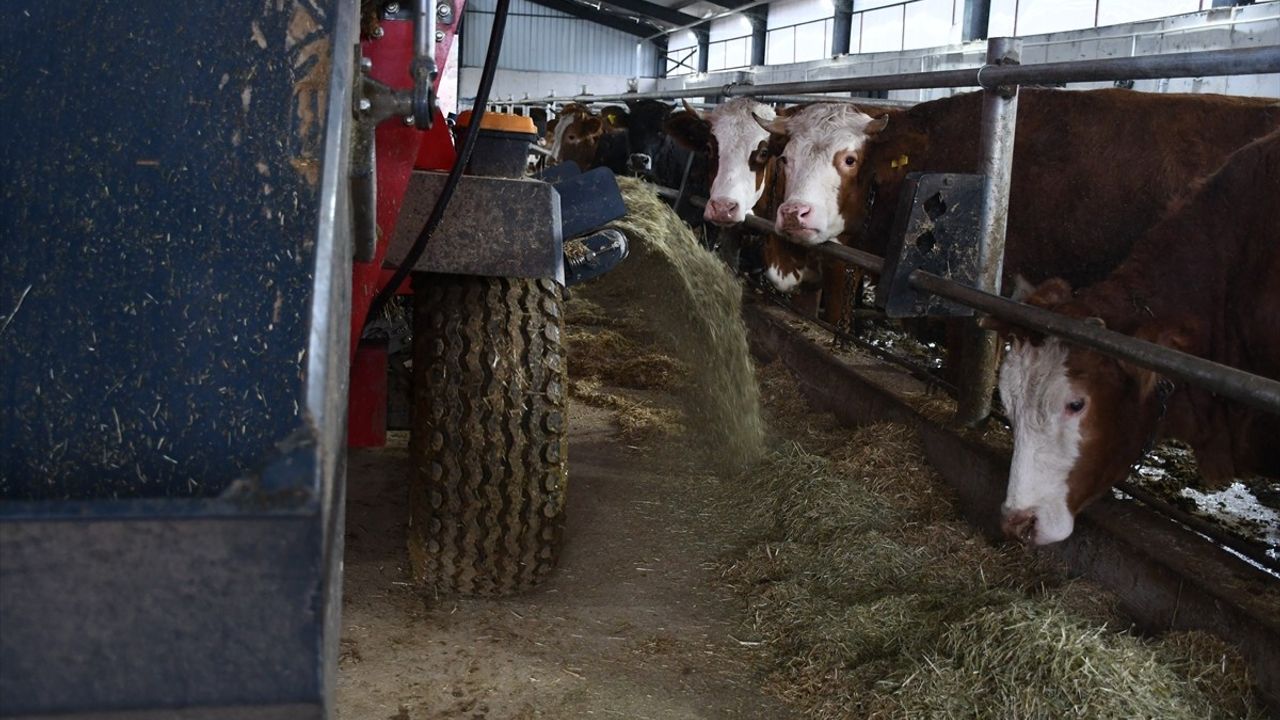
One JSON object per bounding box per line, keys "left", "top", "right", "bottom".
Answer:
{"left": 348, "top": 2, "right": 466, "bottom": 447}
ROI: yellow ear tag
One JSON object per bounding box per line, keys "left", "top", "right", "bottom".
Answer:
{"left": 891, "top": 154, "right": 909, "bottom": 168}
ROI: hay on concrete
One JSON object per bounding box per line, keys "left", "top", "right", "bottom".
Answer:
{"left": 568, "top": 379, "right": 682, "bottom": 442}
{"left": 725, "top": 362, "right": 1263, "bottom": 720}
{"left": 892, "top": 601, "right": 1259, "bottom": 720}
{"left": 566, "top": 326, "right": 685, "bottom": 391}
{"left": 596, "top": 177, "right": 765, "bottom": 469}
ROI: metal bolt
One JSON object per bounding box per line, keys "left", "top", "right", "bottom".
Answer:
{"left": 437, "top": 2, "right": 449, "bottom": 16}
{"left": 358, "top": 98, "right": 372, "bottom": 112}
{"left": 435, "top": 30, "right": 445, "bottom": 41}
{"left": 385, "top": 2, "right": 400, "bottom": 14}
{"left": 402, "top": 115, "right": 415, "bottom": 126}
{"left": 371, "top": 25, "right": 384, "bottom": 38}
{"left": 360, "top": 56, "right": 373, "bottom": 71}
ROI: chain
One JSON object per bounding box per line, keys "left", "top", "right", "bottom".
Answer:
{"left": 1130, "top": 376, "right": 1176, "bottom": 473}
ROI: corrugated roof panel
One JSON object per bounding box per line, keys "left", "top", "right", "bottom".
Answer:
{"left": 462, "top": 6, "right": 657, "bottom": 75}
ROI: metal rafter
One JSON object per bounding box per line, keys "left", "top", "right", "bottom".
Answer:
{"left": 525, "top": 0, "right": 660, "bottom": 36}
{"left": 597, "top": 0, "right": 703, "bottom": 28}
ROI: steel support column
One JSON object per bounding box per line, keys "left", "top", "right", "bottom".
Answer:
{"left": 747, "top": 6, "right": 768, "bottom": 67}
{"left": 963, "top": 0, "right": 991, "bottom": 41}
{"left": 695, "top": 23, "right": 710, "bottom": 73}
{"left": 955, "top": 37, "right": 1021, "bottom": 426}
{"left": 833, "top": 0, "right": 853, "bottom": 56}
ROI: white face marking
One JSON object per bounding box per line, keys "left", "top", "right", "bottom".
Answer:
{"left": 998, "top": 338, "right": 1085, "bottom": 545}
{"left": 550, "top": 111, "right": 583, "bottom": 162}
{"left": 775, "top": 104, "right": 880, "bottom": 246}
{"left": 705, "top": 99, "right": 775, "bottom": 224}
{"left": 763, "top": 259, "right": 818, "bottom": 294}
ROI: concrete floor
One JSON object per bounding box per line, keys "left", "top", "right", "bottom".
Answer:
{"left": 337, "top": 404, "right": 791, "bottom": 720}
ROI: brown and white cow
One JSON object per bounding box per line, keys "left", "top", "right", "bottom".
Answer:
{"left": 665, "top": 98, "right": 783, "bottom": 226}
{"left": 765, "top": 88, "right": 1280, "bottom": 288}
{"left": 666, "top": 99, "right": 852, "bottom": 318}
{"left": 753, "top": 103, "right": 891, "bottom": 245}
{"left": 989, "top": 128, "right": 1280, "bottom": 545}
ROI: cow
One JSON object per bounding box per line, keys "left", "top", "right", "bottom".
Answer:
{"left": 665, "top": 98, "right": 785, "bottom": 226}
{"left": 551, "top": 105, "right": 631, "bottom": 173}
{"left": 665, "top": 99, "right": 853, "bottom": 320}
{"left": 987, "top": 128, "right": 1280, "bottom": 545}
{"left": 762, "top": 88, "right": 1280, "bottom": 288}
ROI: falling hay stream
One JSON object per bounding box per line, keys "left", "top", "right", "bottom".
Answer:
{"left": 589, "top": 177, "right": 765, "bottom": 468}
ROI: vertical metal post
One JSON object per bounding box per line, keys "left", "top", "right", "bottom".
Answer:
{"left": 956, "top": 36, "right": 1020, "bottom": 426}
{"left": 832, "top": 0, "right": 852, "bottom": 56}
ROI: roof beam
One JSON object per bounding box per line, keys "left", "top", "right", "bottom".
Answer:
{"left": 597, "top": 0, "right": 704, "bottom": 28}
{"left": 684, "top": 0, "right": 756, "bottom": 9}
{"left": 525, "top": 0, "right": 660, "bottom": 36}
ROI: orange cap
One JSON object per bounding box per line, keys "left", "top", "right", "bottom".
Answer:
{"left": 456, "top": 110, "right": 536, "bottom": 134}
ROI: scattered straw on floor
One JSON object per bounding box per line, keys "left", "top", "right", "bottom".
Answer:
{"left": 723, "top": 361, "right": 1263, "bottom": 720}
{"left": 568, "top": 379, "right": 682, "bottom": 442}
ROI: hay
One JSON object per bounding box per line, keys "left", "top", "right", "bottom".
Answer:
{"left": 596, "top": 177, "right": 765, "bottom": 469}
{"left": 568, "top": 379, "right": 683, "bottom": 441}
{"left": 566, "top": 327, "right": 685, "bottom": 391}
{"left": 726, "top": 362, "right": 1262, "bottom": 720}
{"left": 893, "top": 601, "right": 1261, "bottom": 720}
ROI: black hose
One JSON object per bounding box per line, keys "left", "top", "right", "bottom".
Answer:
{"left": 362, "top": 0, "right": 511, "bottom": 332}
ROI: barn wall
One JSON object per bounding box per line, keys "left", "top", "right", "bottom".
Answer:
{"left": 460, "top": 0, "right": 657, "bottom": 76}
{"left": 652, "top": 2, "right": 1280, "bottom": 101}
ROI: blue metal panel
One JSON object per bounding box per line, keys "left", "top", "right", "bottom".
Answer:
{"left": 0, "top": 0, "right": 352, "bottom": 715}
{"left": 0, "top": 1, "right": 341, "bottom": 501}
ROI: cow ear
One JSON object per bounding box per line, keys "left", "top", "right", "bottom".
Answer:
{"left": 753, "top": 112, "right": 788, "bottom": 136}
{"left": 1120, "top": 318, "right": 1196, "bottom": 401}
{"left": 1009, "top": 274, "right": 1036, "bottom": 302}
{"left": 581, "top": 116, "right": 604, "bottom": 137}
{"left": 1025, "top": 278, "right": 1073, "bottom": 308}
{"left": 664, "top": 109, "right": 711, "bottom": 150}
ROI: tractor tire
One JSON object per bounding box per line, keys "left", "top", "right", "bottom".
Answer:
{"left": 407, "top": 274, "right": 568, "bottom": 596}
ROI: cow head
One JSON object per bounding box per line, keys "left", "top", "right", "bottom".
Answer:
{"left": 665, "top": 98, "right": 781, "bottom": 226}
{"left": 554, "top": 113, "right": 607, "bottom": 170}
{"left": 988, "top": 278, "right": 1195, "bottom": 545}
{"left": 755, "top": 104, "right": 889, "bottom": 246}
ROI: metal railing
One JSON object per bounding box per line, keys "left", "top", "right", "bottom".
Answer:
{"left": 544, "top": 42, "right": 1280, "bottom": 426}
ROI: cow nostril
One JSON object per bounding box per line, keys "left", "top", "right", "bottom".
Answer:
{"left": 1002, "top": 510, "right": 1037, "bottom": 544}
{"left": 1019, "top": 515, "right": 1037, "bottom": 543}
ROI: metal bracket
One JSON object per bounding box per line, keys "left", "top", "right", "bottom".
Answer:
{"left": 385, "top": 171, "right": 565, "bottom": 284}
{"left": 876, "top": 172, "right": 985, "bottom": 317}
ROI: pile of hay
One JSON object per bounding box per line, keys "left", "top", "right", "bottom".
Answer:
{"left": 586, "top": 177, "right": 765, "bottom": 468}
{"left": 725, "top": 362, "right": 1263, "bottom": 720}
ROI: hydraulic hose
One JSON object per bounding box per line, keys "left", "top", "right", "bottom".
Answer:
{"left": 363, "top": 0, "right": 512, "bottom": 332}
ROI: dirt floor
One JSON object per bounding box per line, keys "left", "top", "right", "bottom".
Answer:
{"left": 338, "top": 411, "right": 792, "bottom": 719}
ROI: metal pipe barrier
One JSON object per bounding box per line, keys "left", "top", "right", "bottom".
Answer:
{"left": 657, "top": 181, "right": 1280, "bottom": 567}
{"left": 541, "top": 45, "right": 1279, "bottom": 104}
{"left": 594, "top": 38, "right": 1280, "bottom": 425}
{"left": 661, "top": 187, "right": 1280, "bottom": 418}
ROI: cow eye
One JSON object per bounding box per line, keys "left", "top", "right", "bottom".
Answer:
{"left": 842, "top": 155, "right": 856, "bottom": 167}
{"left": 1066, "top": 398, "right": 1086, "bottom": 414}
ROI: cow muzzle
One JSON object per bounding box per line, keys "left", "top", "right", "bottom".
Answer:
{"left": 776, "top": 202, "right": 821, "bottom": 242}
{"left": 704, "top": 197, "right": 742, "bottom": 226}
{"left": 1001, "top": 509, "right": 1038, "bottom": 544}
